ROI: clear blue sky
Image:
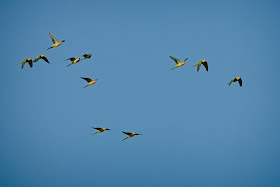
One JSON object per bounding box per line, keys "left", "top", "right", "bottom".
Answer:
{"left": 1, "top": 0, "right": 280, "bottom": 186}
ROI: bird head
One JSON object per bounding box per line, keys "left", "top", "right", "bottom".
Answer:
{"left": 41, "top": 54, "right": 45, "bottom": 57}
{"left": 202, "top": 59, "right": 207, "bottom": 63}
{"left": 27, "top": 57, "right": 32, "bottom": 61}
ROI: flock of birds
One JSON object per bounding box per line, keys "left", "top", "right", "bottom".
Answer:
{"left": 19, "top": 33, "right": 243, "bottom": 141}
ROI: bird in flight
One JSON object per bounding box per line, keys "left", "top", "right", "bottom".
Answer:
{"left": 122, "top": 131, "right": 142, "bottom": 141}
{"left": 192, "top": 59, "right": 208, "bottom": 72}
{"left": 65, "top": 57, "right": 80, "bottom": 67}
{"left": 81, "top": 53, "right": 92, "bottom": 60}
{"left": 91, "top": 127, "right": 110, "bottom": 135}
{"left": 228, "top": 77, "right": 242, "bottom": 87}
{"left": 19, "top": 57, "right": 33, "bottom": 69}
{"left": 170, "top": 56, "right": 188, "bottom": 70}
{"left": 81, "top": 77, "right": 99, "bottom": 88}
{"left": 47, "top": 33, "right": 65, "bottom": 50}
{"left": 33, "top": 54, "right": 50, "bottom": 64}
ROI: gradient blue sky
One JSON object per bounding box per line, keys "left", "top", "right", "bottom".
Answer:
{"left": 1, "top": 0, "right": 280, "bottom": 186}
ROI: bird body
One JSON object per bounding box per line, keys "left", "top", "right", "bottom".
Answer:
{"left": 193, "top": 59, "right": 208, "bottom": 72}
{"left": 91, "top": 127, "right": 110, "bottom": 135}
{"left": 19, "top": 57, "right": 33, "bottom": 69}
{"left": 228, "top": 76, "right": 242, "bottom": 87}
{"left": 66, "top": 57, "right": 80, "bottom": 67}
{"left": 47, "top": 33, "right": 65, "bottom": 50}
{"left": 122, "top": 131, "right": 142, "bottom": 141}
{"left": 170, "top": 56, "right": 188, "bottom": 70}
{"left": 81, "top": 53, "right": 92, "bottom": 60}
{"left": 33, "top": 54, "right": 50, "bottom": 63}
{"left": 81, "top": 77, "right": 99, "bottom": 88}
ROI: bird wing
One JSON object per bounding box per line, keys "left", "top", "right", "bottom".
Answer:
{"left": 28, "top": 61, "right": 33, "bottom": 68}
{"left": 183, "top": 57, "right": 188, "bottom": 62}
{"left": 238, "top": 78, "right": 242, "bottom": 87}
{"left": 49, "top": 33, "right": 58, "bottom": 44}
{"left": 122, "top": 131, "right": 132, "bottom": 135}
{"left": 197, "top": 63, "right": 201, "bottom": 72}
{"left": 21, "top": 59, "right": 27, "bottom": 69}
{"left": 92, "top": 127, "right": 102, "bottom": 130}
{"left": 169, "top": 56, "right": 179, "bottom": 64}
{"left": 228, "top": 79, "right": 234, "bottom": 86}
{"left": 33, "top": 55, "right": 41, "bottom": 62}
{"left": 83, "top": 54, "right": 88, "bottom": 57}
{"left": 134, "top": 133, "right": 142, "bottom": 135}
{"left": 203, "top": 62, "right": 208, "bottom": 71}
{"left": 81, "top": 77, "right": 92, "bottom": 83}
{"left": 66, "top": 57, "right": 76, "bottom": 61}
{"left": 41, "top": 56, "right": 50, "bottom": 63}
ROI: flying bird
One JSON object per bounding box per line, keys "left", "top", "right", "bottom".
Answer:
{"left": 122, "top": 131, "right": 142, "bottom": 141}
{"left": 91, "top": 127, "right": 110, "bottom": 135}
{"left": 228, "top": 77, "right": 242, "bottom": 87}
{"left": 33, "top": 54, "right": 50, "bottom": 64}
{"left": 193, "top": 59, "right": 208, "bottom": 72}
{"left": 81, "top": 53, "right": 92, "bottom": 60}
{"left": 65, "top": 57, "right": 80, "bottom": 67}
{"left": 19, "top": 57, "right": 33, "bottom": 69}
{"left": 81, "top": 77, "right": 99, "bottom": 88}
{"left": 170, "top": 56, "right": 188, "bottom": 70}
{"left": 47, "top": 33, "right": 65, "bottom": 50}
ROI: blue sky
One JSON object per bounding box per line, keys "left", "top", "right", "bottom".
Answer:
{"left": 1, "top": 0, "right": 280, "bottom": 186}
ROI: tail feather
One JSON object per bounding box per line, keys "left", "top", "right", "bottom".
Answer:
{"left": 47, "top": 47, "right": 53, "bottom": 50}
{"left": 122, "top": 136, "right": 129, "bottom": 141}
{"left": 84, "top": 84, "right": 89, "bottom": 88}
{"left": 66, "top": 63, "right": 72, "bottom": 67}
{"left": 92, "top": 132, "right": 99, "bottom": 136}
{"left": 171, "top": 66, "right": 177, "bottom": 70}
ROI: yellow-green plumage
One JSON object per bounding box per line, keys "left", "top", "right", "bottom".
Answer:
{"left": 170, "top": 56, "right": 188, "bottom": 70}
{"left": 81, "top": 53, "right": 92, "bottom": 60}
{"left": 91, "top": 127, "right": 110, "bottom": 135}
{"left": 65, "top": 57, "right": 80, "bottom": 67}
{"left": 81, "top": 77, "right": 99, "bottom": 88}
{"left": 122, "top": 131, "right": 142, "bottom": 141}
{"left": 19, "top": 57, "right": 33, "bottom": 69}
{"left": 47, "top": 33, "right": 65, "bottom": 50}
{"left": 192, "top": 59, "right": 208, "bottom": 72}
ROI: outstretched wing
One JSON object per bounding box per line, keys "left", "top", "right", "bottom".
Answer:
{"left": 122, "top": 131, "right": 132, "bottom": 135}
{"left": 28, "top": 61, "right": 33, "bottom": 68}
{"left": 134, "top": 133, "right": 142, "bottom": 135}
{"left": 203, "top": 62, "right": 208, "bottom": 71}
{"left": 197, "top": 63, "right": 201, "bottom": 72}
{"left": 92, "top": 127, "right": 102, "bottom": 130}
{"left": 81, "top": 77, "right": 92, "bottom": 83}
{"left": 183, "top": 57, "right": 188, "bottom": 62}
{"left": 49, "top": 33, "right": 58, "bottom": 44}
{"left": 238, "top": 78, "right": 242, "bottom": 87}
{"left": 169, "top": 56, "right": 179, "bottom": 64}
{"left": 66, "top": 57, "right": 76, "bottom": 61}
{"left": 41, "top": 56, "right": 50, "bottom": 63}
{"left": 228, "top": 79, "right": 234, "bottom": 86}
{"left": 33, "top": 55, "right": 41, "bottom": 62}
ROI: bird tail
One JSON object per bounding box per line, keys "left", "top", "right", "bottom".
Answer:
{"left": 66, "top": 63, "right": 72, "bottom": 67}
{"left": 122, "top": 136, "right": 129, "bottom": 141}
{"left": 84, "top": 84, "right": 89, "bottom": 88}
{"left": 171, "top": 66, "right": 176, "bottom": 70}
{"left": 47, "top": 46, "right": 53, "bottom": 50}
{"left": 228, "top": 82, "right": 232, "bottom": 86}
{"left": 91, "top": 131, "right": 99, "bottom": 136}
{"left": 192, "top": 64, "right": 197, "bottom": 67}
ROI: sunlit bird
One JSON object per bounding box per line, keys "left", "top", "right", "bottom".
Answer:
{"left": 81, "top": 53, "right": 92, "bottom": 60}
{"left": 192, "top": 59, "right": 208, "bottom": 72}
{"left": 33, "top": 54, "right": 50, "bottom": 64}
{"left": 170, "top": 56, "right": 188, "bottom": 70}
{"left": 81, "top": 77, "right": 99, "bottom": 88}
{"left": 228, "top": 76, "right": 242, "bottom": 87}
{"left": 122, "top": 131, "right": 142, "bottom": 141}
{"left": 65, "top": 57, "right": 80, "bottom": 67}
{"left": 91, "top": 127, "right": 110, "bottom": 135}
{"left": 47, "top": 33, "right": 65, "bottom": 50}
{"left": 19, "top": 57, "right": 33, "bottom": 69}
